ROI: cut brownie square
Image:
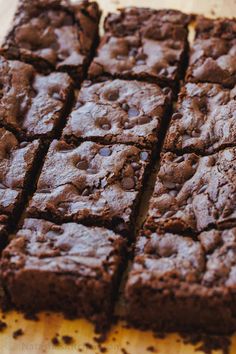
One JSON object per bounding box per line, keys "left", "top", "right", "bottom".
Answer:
{"left": 0, "top": 55, "right": 73, "bottom": 141}
{"left": 89, "top": 8, "right": 190, "bottom": 87}
{"left": 145, "top": 148, "right": 236, "bottom": 234}
{"left": 164, "top": 83, "right": 236, "bottom": 155}
{"left": 0, "top": 0, "right": 101, "bottom": 83}
{"left": 186, "top": 16, "right": 236, "bottom": 87}
{"left": 0, "top": 128, "right": 40, "bottom": 222}
{"left": 27, "top": 140, "right": 151, "bottom": 236}
{"left": 125, "top": 227, "right": 236, "bottom": 334}
{"left": 0, "top": 218, "right": 126, "bottom": 330}
{"left": 62, "top": 79, "right": 172, "bottom": 149}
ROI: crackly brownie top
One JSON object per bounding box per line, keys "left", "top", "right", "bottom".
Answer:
{"left": 1, "top": 0, "right": 100, "bottom": 70}
{"left": 164, "top": 83, "right": 236, "bottom": 154}
{"left": 89, "top": 8, "right": 190, "bottom": 85}
{"left": 145, "top": 148, "right": 236, "bottom": 234}
{"left": 186, "top": 17, "right": 236, "bottom": 87}
{"left": 127, "top": 227, "right": 236, "bottom": 289}
{"left": 105, "top": 8, "right": 190, "bottom": 37}
{"left": 1, "top": 218, "right": 125, "bottom": 278}
{"left": 63, "top": 79, "right": 171, "bottom": 148}
{"left": 0, "top": 56, "right": 72, "bottom": 139}
{"left": 27, "top": 140, "right": 150, "bottom": 231}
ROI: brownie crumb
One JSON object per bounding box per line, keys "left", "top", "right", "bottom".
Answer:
{"left": 62, "top": 335, "right": 74, "bottom": 345}
{"left": 12, "top": 329, "right": 24, "bottom": 339}
{"left": 121, "top": 349, "right": 129, "bottom": 354}
{"left": 99, "top": 346, "right": 107, "bottom": 353}
{"left": 0, "top": 320, "right": 7, "bottom": 332}
{"left": 181, "top": 333, "right": 231, "bottom": 354}
{"left": 147, "top": 346, "right": 157, "bottom": 352}
{"left": 51, "top": 336, "right": 60, "bottom": 346}
{"left": 84, "top": 342, "right": 93, "bottom": 349}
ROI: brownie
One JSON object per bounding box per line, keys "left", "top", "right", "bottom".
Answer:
{"left": 125, "top": 227, "right": 236, "bottom": 334}
{"left": 164, "top": 83, "right": 236, "bottom": 155}
{"left": 0, "top": 0, "right": 101, "bottom": 83}
{"left": 0, "top": 218, "right": 126, "bottom": 330}
{"left": 62, "top": 79, "right": 172, "bottom": 149}
{"left": 89, "top": 8, "right": 190, "bottom": 87}
{"left": 0, "top": 55, "right": 73, "bottom": 141}
{"left": 186, "top": 16, "right": 236, "bottom": 87}
{"left": 27, "top": 140, "right": 151, "bottom": 236}
{"left": 0, "top": 128, "right": 40, "bottom": 222}
{"left": 145, "top": 148, "right": 236, "bottom": 234}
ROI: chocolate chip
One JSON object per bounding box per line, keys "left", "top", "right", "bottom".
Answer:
{"left": 121, "top": 177, "right": 135, "bottom": 190}
{"left": 172, "top": 112, "right": 183, "bottom": 120}
{"left": 107, "top": 91, "right": 119, "bottom": 101}
{"left": 99, "top": 147, "right": 111, "bottom": 156}
{"left": 122, "top": 103, "right": 129, "bottom": 111}
{"left": 101, "top": 123, "right": 111, "bottom": 130}
{"left": 76, "top": 160, "right": 88, "bottom": 170}
{"left": 140, "top": 151, "right": 149, "bottom": 161}
{"left": 128, "top": 107, "right": 139, "bottom": 117}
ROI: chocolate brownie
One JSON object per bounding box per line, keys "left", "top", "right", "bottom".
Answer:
{"left": 0, "top": 55, "right": 73, "bottom": 141}
{"left": 125, "top": 227, "right": 236, "bottom": 334}
{"left": 27, "top": 140, "right": 151, "bottom": 236}
{"left": 145, "top": 148, "right": 236, "bottom": 234}
{"left": 0, "top": 128, "right": 40, "bottom": 222}
{"left": 62, "top": 79, "right": 172, "bottom": 149}
{"left": 186, "top": 16, "right": 236, "bottom": 87}
{"left": 0, "top": 218, "right": 126, "bottom": 330}
{"left": 89, "top": 8, "right": 190, "bottom": 87}
{"left": 164, "top": 83, "right": 236, "bottom": 155}
{"left": 0, "top": 0, "right": 101, "bottom": 83}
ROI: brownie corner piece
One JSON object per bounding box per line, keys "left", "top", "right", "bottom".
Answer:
{"left": 0, "top": 127, "right": 41, "bottom": 220}
{"left": 125, "top": 227, "right": 236, "bottom": 334}
{"left": 186, "top": 16, "right": 236, "bottom": 87}
{"left": 0, "top": 218, "right": 126, "bottom": 330}
{"left": 163, "top": 82, "right": 236, "bottom": 155}
{"left": 27, "top": 140, "right": 151, "bottom": 237}
{"left": 62, "top": 79, "right": 172, "bottom": 149}
{"left": 88, "top": 8, "right": 190, "bottom": 87}
{"left": 0, "top": 55, "right": 73, "bottom": 141}
{"left": 145, "top": 148, "right": 236, "bottom": 234}
{"left": 0, "top": 0, "right": 101, "bottom": 83}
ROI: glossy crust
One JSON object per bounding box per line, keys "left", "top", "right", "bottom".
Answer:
{"left": 0, "top": 128, "right": 40, "bottom": 220}
{"left": 27, "top": 140, "right": 151, "bottom": 237}
{"left": 125, "top": 228, "right": 236, "bottom": 334}
{"left": 0, "top": 0, "right": 101, "bottom": 83}
{"left": 0, "top": 218, "right": 127, "bottom": 330}
{"left": 164, "top": 83, "right": 236, "bottom": 154}
{"left": 89, "top": 8, "right": 190, "bottom": 87}
{"left": 145, "top": 148, "right": 236, "bottom": 234}
{"left": 63, "top": 79, "right": 172, "bottom": 149}
{"left": 186, "top": 17, "right": 236, "bottom": 87}
{"left": 0, "top": 56, "right": 73, "bottom": 140}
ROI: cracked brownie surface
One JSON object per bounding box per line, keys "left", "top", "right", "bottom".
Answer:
{"left": 0, "top": 56, "right": 72, "bottom": 140}
{"left": 145, "top": 148, "right": 236, "bottom": 234}
{"left": 63, "top": 79, "right": 172, "bottom": 149}
{"left": 0, "top": 127, "right": 40, "bottom": 218}
{"left": 27, "top": 140, "right": 150, "bottom": 236}
{"left": 164, "top": 83, "right": 236, "bottom": 154}
{"left": 125, "top": 227, "right": 236, "bottom": 333}
{"left": 0, "top": 0, "right": 101, "bottom": 83}
{"left": 186, "top": 17, "right": 236, "bottom": 87}
{"left": 0, "top": 218, "right": 126, "bottom": 328}
{"left": 89, "top": 8, "right": 190, "bottom": 87}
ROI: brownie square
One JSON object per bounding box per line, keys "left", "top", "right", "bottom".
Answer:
{"left": 125, "top": 227, "right": 236, "bottom": 334}
{"left": 0, "top": 218, "right": 126, "bottom": 330}
{"left": 0, "top": 0, "right": 101, "bottom": 83}
{"left": 145, "top": 148, "right": 236, "bottom": 234}
{"left": 164, "top": 83, "right": 236, "bottom": 155}
{"left": 62, "top": 79, "right": 172, "bottom": 149}
{"left": 0, "top": 128, "right": 40, "bottom": 221}
{"left": 27, "top": 140, "right": 151, "bottom": 236}
{"left": 186, "top": 17, "right": 236, "bottom": 87}
{"left": 0, "top": 55, "right": 73, "bottom": 141}
{"left": 89, "top": 8, "right": 190, "bottom": 87}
